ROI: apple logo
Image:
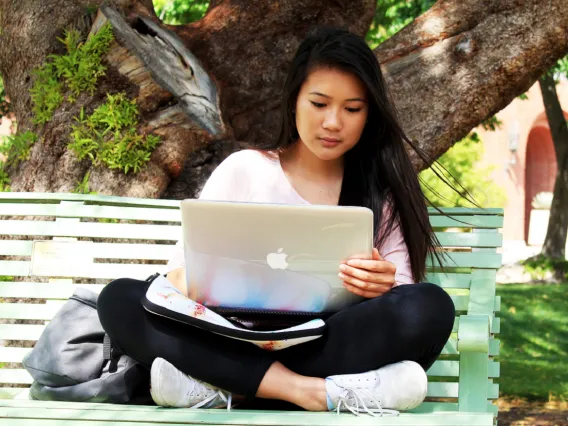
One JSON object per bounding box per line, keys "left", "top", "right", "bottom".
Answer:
{"left": 266, "top": 248, "right": 288, "bottom": 269}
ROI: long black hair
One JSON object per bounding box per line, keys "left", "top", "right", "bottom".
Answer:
{"left": 256, "top": 26, "right": 459, "bottom": 283}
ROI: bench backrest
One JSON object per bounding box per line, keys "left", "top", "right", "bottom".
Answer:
{"left": 0, "top": 192, "right": 503, "bottom": 415}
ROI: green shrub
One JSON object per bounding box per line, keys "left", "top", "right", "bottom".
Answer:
{"left": 73, "top": 171, "right": 96, "bottom": 195}
{"left": 30, "top": 23, "right": 114, "bottom": 124}
{"left": 69, "top": 93, "right": 161, "bottom": 174}
{"left": 27, "top": 21, "right": 159, "bottom": 175}
{"left": 521, "top": 255, "right": 568, "bottom": 281}
{"left": 0, "top": 131, "right": 38, "bottom": 168}
{"left": 0, "top": 163, "right": 9, "bottom": 192}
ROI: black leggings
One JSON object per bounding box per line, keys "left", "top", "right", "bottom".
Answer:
{"left": 97, "top": 278, "right": 455, "bottom": 399}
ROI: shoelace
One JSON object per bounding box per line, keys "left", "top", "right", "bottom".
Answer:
{"left": 335, "top": 387, "right": 399, "bottom": 417}
{"left": 186, "top": 381, "right": 233, "bottom": 411}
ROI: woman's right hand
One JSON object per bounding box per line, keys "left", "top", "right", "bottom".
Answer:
{"left": 166, "top": 267, "right": 188, "bottom": 297}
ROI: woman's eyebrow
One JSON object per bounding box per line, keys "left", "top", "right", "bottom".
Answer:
{"left": 309, "top": 91, "right": 331, "bottom": 98}
{"left": 309, "top": 92, "right": 367, "bottom": 102}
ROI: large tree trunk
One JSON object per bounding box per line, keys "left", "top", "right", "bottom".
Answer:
{"left": 0, "top": 0, "right": 567, "bottom": 199}
{"left": 538, "top": 72, "right": 568, "bottom": 279}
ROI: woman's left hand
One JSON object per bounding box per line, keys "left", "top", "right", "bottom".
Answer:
{"left": 338, "top": 248, "right": 396, "bottom": 298}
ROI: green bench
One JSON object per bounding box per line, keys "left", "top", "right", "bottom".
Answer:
{"left": 0, "top": 192, "right": 503, "bottom": 425}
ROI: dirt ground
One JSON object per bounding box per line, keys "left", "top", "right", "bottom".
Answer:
{"left": 497, "top": 399, "right": 568, "bottom": 426}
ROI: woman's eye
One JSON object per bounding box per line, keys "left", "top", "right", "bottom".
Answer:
{"left": 346, "top": 107, "right": 362, "bottom": 113}
{"left": 310, "top": 101, "right": 326, "bottom": 108}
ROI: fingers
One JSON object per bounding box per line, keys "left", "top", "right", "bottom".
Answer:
{"left": 339, "top": 249, "right": 394, "bottom": 298}
{"left": 342, "top": 260, "right": 396, "bottom": 276}
{"left": 341, "top": 280, "right": 390, "bottom": 298}
{"left": 338, "top": 270, "right": 392, "bottom": 293}
{"left": 372, "top": 247, "right": 383, "bottom": 260}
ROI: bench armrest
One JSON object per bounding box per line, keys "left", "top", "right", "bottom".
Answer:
{"left": 457, "top": 314, "right": 490, "bottom": 353}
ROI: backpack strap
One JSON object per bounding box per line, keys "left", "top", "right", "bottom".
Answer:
{"left": 103, "top": 333, "right": 122, "bottom": 373}
{"left": 103, "top": 333, "right": 114, "bottom": 361}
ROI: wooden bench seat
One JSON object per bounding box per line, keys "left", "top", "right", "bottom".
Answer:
{"left": 0, "top": 192, "right": 503, "bottom": 425}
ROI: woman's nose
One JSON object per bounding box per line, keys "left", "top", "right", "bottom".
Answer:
{"left": 322, "top": 110, "right": 342, "bottom": 131}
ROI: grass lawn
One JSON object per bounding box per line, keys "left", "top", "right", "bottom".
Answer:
{"left": 496, "top": 282, "right": 568, "bottom": 402}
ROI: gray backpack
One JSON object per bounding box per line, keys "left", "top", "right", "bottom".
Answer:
{"left": 22, "top": 287, "right": 151, "bottom": 404}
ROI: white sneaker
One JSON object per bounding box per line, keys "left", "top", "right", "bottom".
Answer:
{"left": 150, "top": 358, "right": 232, "bottom": 409}
{"left": 325, "top": 361, "right": 428, "bottom": 416}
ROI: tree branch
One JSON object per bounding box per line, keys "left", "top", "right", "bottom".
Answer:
{"left": 100, "top": 5, "right": 224, "bottom": 136}
{"left": 375, "top": 0, "right": 568, "bottom": 170}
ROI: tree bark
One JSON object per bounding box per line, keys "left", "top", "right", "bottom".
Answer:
{"left": 0, "top": 0, "right": 567, "bottom": 200}
{"left": 538, "top": 72, "right": 568, "bottom": 277}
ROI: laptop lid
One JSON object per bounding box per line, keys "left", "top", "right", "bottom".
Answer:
{"left": 180, "top": 199, "right": 374, "bottom": 313}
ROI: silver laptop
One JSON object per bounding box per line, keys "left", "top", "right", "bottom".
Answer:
{"left": 180, "top": 199, "right": 374, "bottom": 315}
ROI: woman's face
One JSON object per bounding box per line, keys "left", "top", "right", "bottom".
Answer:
{"left": 294, "top": 67, "right": 368, "bottom": 161}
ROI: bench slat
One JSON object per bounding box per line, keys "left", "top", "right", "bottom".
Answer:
{"left": 2, "top": 421, "right": 174, "bottom": 426}
{"left": 0, "top": 370, "right": 32, "bottom": 385}
{"left": 493, "top": 317, "right": 500, "bottom": 334}
{"left": 0, "top": 347, "right": 31, "bottom": 363}
{"left": 426, "top": 273, "right": 471, "bottom": 288}
{"left": 442, "top": 337, "right": 499, "bottom": 356}
{"left": 426, "top": 360, "right": 499, "bottom": 378}
{"left": 0, "top": 203, "right": 181, "bottom": 223}
{"left": 0, "top": 261, "right": 165, "bottom": 280}
{"left": 429, "top": 215, "right": 503, "bottom": 228}
{"left": 0, "top": 388, "right": 29, "bottom": 400}
{"left": 0, "top": 325, "right": 47, "bottom": 340}
{"left": 427, "top": 252, "right": 502, "bottom": 269}
{"left": 0, "top": 282, "right": 105, "bottom": 299}
{"left": 433, "top": 232, "right": 502, "bottom": 248}
{"left": 0, "top": 240, "right": 177, "bottom": 261}
{"left": 495, "top": 296, "right": 501, "bottom": 312}
{"left": 0, "top": 241, "right": 32, "bottom": 256}
{"left": 0, "top": 221, "right": 180, "bottom": 241}
{"left": 0, "top": 192, "right": 181, "bottom": 208}
{"left": 427, "top": 207, "right": 503, "bottom": 216}
{"left": 0, "top": 402, "right": 495, "bottom": 425}
{"left": 0, "top": 303, "right": 62, "bottom": 320}
{"left": 489, "top": 339, "right": 500, "bottom": 356}
{"left": 413, "top": 401, "right": 498, "bottom": 415}
{"left": 0, "top": 414, "right": 496, "bottom": 426}
{"left": 427, "top": 382, "right": 497, "bottom": 399}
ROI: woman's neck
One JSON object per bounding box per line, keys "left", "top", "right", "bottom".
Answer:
{"left": 280, "top": 140, "right": 344, "bottom": 183}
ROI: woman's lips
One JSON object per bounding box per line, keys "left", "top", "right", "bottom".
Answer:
{"left": 320, "top": 137, "right": 341, "bottom": 147}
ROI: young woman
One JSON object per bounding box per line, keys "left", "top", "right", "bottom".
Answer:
{"left": 97, "top": 27, "right": 456, "bottom": 416}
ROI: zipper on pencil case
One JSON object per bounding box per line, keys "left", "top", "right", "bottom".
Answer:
{"left": 211, "top": 308, "right": 327, "bottom": 317}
